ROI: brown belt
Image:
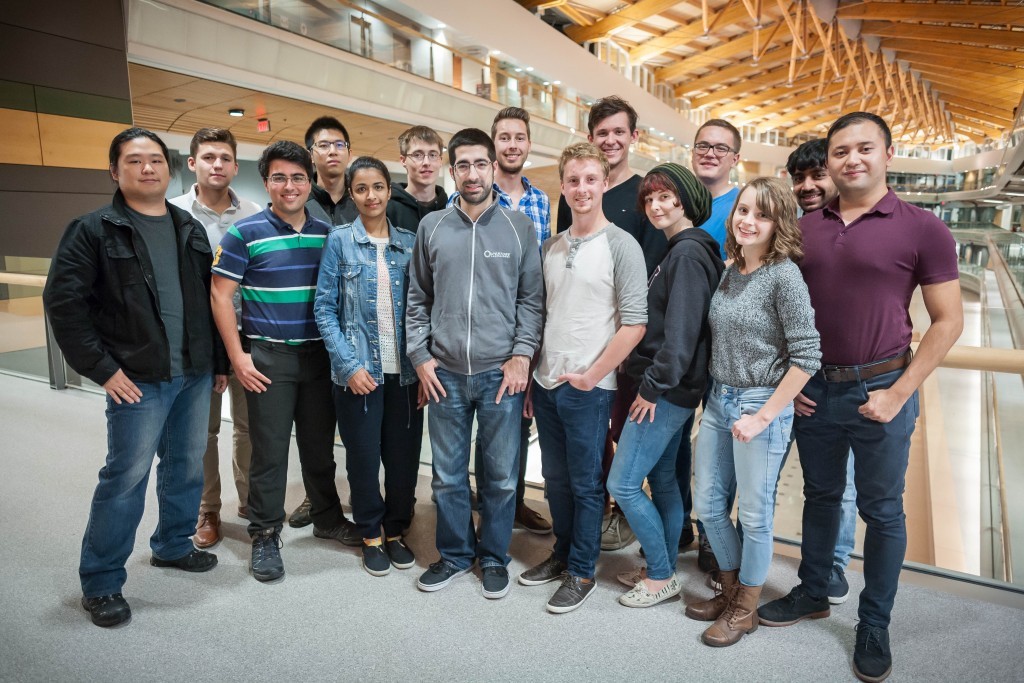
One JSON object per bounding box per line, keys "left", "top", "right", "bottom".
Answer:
{"left": 821, "top": 349, "right": 912, "bottom": 383}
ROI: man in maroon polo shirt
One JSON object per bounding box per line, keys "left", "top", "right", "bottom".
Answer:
{"left": 758, "top": 112, "right": 962, "bottom": 683}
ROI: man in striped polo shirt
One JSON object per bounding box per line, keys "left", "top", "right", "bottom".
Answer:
{"left": 211, "top": 140, "right": 358, "bottom": 582}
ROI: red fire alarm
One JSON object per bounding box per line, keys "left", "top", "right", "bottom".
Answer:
{"left": 257, "top": 118, "right": 271, "bottom": 133}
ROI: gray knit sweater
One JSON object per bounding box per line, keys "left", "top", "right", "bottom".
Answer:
{"left": 708, "top": 259, "right": 821, "bottom": 388}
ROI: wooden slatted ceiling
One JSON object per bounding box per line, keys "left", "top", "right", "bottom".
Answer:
{"left": 524, "top": 0, "right": 1024, "bottom": 144}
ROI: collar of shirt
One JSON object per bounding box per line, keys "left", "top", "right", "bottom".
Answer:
{"left": 263, "top": 206, "right": 322, "bottom": 234}
{"left": 184, "top": 183, "right": 241, "bottom": 216}
{"left": 821, "top": 187, "right": 898, "bottom": 222}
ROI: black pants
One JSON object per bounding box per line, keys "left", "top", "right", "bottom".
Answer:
{"left": 246, "top": 340, "right": 343, "bottom": 535}
{"left": 334, "top": 377, "right": 423, "bottom": 538}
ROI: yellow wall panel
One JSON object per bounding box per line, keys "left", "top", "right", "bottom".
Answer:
{"left": 0, "top": 108, "right": 43, "bottom": 165}
{"left": 37, "top": 114, "right": 126, "bottom": 170}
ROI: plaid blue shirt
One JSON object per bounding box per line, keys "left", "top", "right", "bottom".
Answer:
{"left": 448, "top": 177, "right": 550, "bottom": 247}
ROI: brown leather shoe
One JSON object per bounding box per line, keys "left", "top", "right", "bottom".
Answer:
{"left": 685, "top": 568, "right": 738, "bottom": 621}
{"left": 701, "top": 583, "right": 762, "bottom": 647}
{"left": 514, "top": 502, "right": 552, "bottom": 535}
{"left": 194, "top": 511, "right": 221, "bottom": 549}
{"left": 237, "top": 505, "right": 249, "bottom": 520}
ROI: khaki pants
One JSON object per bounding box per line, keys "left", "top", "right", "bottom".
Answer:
{"left": 199, "top": 373, "right": 252, "bottom": 513}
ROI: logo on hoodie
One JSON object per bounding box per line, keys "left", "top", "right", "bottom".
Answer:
{"left": 484, "top": 250, "right": 511, "bottom": 259}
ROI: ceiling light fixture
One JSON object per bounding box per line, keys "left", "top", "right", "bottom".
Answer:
{"left": 228, "top": 108, "right": 244, "bottom": 117}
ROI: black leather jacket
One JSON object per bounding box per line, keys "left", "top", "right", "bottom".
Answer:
{"left": 43, "top": 189, "right": 227, "bottom": 385}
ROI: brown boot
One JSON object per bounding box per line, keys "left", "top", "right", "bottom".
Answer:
{"left": 193, "top": 511, "right": 221, "bottom": 549}
{"left": 701, "top": 583, "right": 762, "bottom": 647}
{"left": 684, "top": 568, "right": 738, "bottom": 621}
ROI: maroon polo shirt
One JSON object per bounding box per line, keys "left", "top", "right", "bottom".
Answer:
{"left": 798, "top": 188, "right": 958, "bottom": 366}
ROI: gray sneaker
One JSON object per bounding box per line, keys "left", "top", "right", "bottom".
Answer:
{"left": 546, "top": 575, "right": 596, "bottom": 614}
{"left": 828, "top": 565, "right": 850, "bottom": 605}
{"left": 519, "top": 554, "right": 568, "bottom": 586}
{"left": 600, "top": 510, "right": 636, "bottom": 551}
{"left": 482, "top": 566, "right": 510, "bottom": 599}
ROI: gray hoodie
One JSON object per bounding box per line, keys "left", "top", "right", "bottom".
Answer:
{"left": 406, "top": 195, "right": 543, "bottom": 375}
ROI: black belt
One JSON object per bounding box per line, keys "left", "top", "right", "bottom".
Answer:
{"left": 821, "top": 349, "right": 912, "bottom": 383}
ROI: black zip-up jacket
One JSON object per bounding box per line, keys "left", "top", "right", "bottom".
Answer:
{"left": 43, "top": 189, "right": 227, "bottom": 386}
{"left": 386, "top": 182, "right": 448, "bottom": 233}
{"left": 626, "top": 228, "right": 725, "bottom": 408}
{"left": 306, "top": 182, "right": 358, "bottom": 226}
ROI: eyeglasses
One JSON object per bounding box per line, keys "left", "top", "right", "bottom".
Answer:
{"left": 407, "top": 151, "right": 442, "bottom": 163}
{"left": 453, "top": 160, "right": 492, "bottom": 175}
{"left": 693, "top": 142, "right": 736, "bottom": 157}
{"left": 267, "top": 174, "right": 310, "bottom": 186}
{"left": 311, "top": 140, "right": 350, "bottom": 153}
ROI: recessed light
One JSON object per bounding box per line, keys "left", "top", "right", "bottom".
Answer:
{"left": 228, "top": 108, "right": 244, "bottom": 117}
{"left": 514, "top": 68, "right": 523, "bottom": 73}
{"left": 526, "top": 67, "right": 534, "bottom": 72}
{"left": 553, "top": 81, "right": 561, "bottom": 85}
{"left": 174, "top": 98, "right": 186, "bottom": 103}
{"left": 491, "top": 50, "right": 501, "bottom": 55}
{"left": 543, "top": 81, "right": 550, "bottom": 86}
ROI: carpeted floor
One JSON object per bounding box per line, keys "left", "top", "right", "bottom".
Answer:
{"left": 1, "top": 373, "right": 1021, "bottom": 682}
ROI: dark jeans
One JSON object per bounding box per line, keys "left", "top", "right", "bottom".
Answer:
{"left": 795, "top": 367, "right": 918, "bottom": 628}
{"left": 533, "top": 383, "right": 613, "bottom": 578}
{"left": 246, "top": 340, "right": 344, "bottom": 536}
{"left": 334, "top": 376, "right": 423, "bottom": 539}
{"left": 475, "top": 417, "right": 530, "bottom": 505}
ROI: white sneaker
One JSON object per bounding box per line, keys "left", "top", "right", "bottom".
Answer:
{"left": 618, "top": 575, "right": 682, "bottom": 608}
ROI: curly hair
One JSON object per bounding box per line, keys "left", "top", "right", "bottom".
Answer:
{"left": 725, "top": 177, "right": 803, "bottom": 271}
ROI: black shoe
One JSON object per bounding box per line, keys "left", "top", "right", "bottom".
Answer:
{"left": 288, "top": 497, "right": 312, "bottom": 528}
{"left": 758, "top": 585, "right": 830, "bottom": 626}
{"left": 697, "top": 533, "right": 719, "bottom": 573}
{"left": 482, "top": 566, "right": 510, "bottom": 599}
{"left": 82, "top": 593, "right": 131, "bottom": 627}
{"left": 150, "top": 548, "right": 218, "bottom": 573}
{"left": 361, "top": 543, "right": 391, "bottom": 577}
{"left": 417, "top": 560, "right": 472, "bottom": 592}
{"left": 828, "top": 565, "right": 851, "bottom": 605}
{"left": 679, "top": 522, "right": 695, "bottom": 551}
{"left": 385, "top": 538, "right": 416, "bottom": 569}
{"left": 313, "top": 518, "right": 362, "bottom": 547}
{"left": 519, "top": 553, "right": 568, "bottom": 586}
{"left": 546, "top": 574, "right": 596, "bottom": 613}
{"left": 250, "top": 528, "right": 284, "bottom": 582}
{"left": 853, "top": 624, "right": 892, "bottom": 682}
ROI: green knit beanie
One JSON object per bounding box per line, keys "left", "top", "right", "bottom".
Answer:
{"left": 648, "top": 162, "right": 712, "bottom": 228}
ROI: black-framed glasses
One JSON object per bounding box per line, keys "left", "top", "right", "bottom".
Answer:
{"left": 407, "top": 151, "right": 442, "bottom": 163}
{"left": 311, "top": 140, "right": 350, "bottom": 152}
{"left": 268, "top": 173, "right": 310, "bottom": 186}
{"left": 693, "top": 142, "right": 736, "bottom": 157}
{"left": 453, "top": 160, "right": 492, "bottom": 175}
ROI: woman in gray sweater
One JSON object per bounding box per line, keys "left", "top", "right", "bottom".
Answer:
{"left": 687, "top": 177, "right": 821, "bottom": 647}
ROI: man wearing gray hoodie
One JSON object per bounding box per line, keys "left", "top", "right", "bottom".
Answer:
{"left": 407, "top": 128, "right": 544, "bottom": 600}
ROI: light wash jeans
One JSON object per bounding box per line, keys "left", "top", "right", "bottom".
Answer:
{"left": 694, "top": 381, "right": 792, "bottom": 587}
{"left": 835, "top": 455, "right": 857, "bottom": 570}
{"left": 607, "top": 397, "right": 694, "bottom": 580}
{"left": 80, "top": 372, "right": 212, "bottom": 597}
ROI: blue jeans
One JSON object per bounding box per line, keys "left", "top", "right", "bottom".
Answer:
{"left": 794, "top": 368, "right": 918, "bottom": 628}
{"left": 532, "top": 383, "right": 612, "bottom": 579}
{"left": 429, "top": 367, "right": 522, "bottom": 570}
{"left": 607, "top": 397, "right": 694, "bottom": 580}
{"left": 80, "top": 372, "right": 212, "bottom": 597}
{"left": 694, "top": 382, "right": 792, "bottom": 587}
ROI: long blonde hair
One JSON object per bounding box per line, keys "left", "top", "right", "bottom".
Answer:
{"left": 725, "top": 177, "right": 804, "bottom": 271}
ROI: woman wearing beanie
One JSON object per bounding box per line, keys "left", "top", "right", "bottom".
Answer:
{"left": 686, "top": 177, "right": 820, "bottom": 646}
{"left": 607, "top": 163, "right": 724, "bottom": 608}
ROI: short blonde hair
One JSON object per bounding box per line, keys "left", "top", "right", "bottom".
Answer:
{"left": 558, "top": 142, "right": 610, "bottom": 181}
{"left": 725, "top": 177, "right": 804, "bottom": 270}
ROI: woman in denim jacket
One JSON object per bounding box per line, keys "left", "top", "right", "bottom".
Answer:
{"left": 314, "top": 156, "right": 423, "bottom": 577}
{"left": 687, "top": 177, "right": 821, "bottom": 646}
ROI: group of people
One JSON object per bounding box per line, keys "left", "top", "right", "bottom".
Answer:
{"left": 44, "top": 92, "right": 962, "bottom": 683}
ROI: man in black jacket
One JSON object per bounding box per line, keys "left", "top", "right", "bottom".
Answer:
{"left": 387, "top": 125, "right": 449, "bottom": 232}
{"left": 43, "top": 128, "right": 225, "bottom": 628}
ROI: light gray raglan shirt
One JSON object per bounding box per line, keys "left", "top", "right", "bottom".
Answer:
{"left": 708, "top": 259, "right": 821, "bottom": 388}
{"left": 535, "top": 223, "right": 648, "bottom": 391}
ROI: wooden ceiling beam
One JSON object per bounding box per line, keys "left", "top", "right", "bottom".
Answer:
{"left": 945, "top": 104, "right": 1010, "bottom": 128}
{"left": 948, "top": 113, "right": 1003, "bottom": 140}
{"left": 631, "top": 2, "right": 757, "bottom": 64}
{"left": 894, "top": 53, "right": 1024, "bottom": 81}
{"left": 940, "top": 96, "right": 1014, "bottom": 123}
{"left": 675, "top": 46, "right": 795, "bottom": 96}
{"left": 838, "top": 1, "right": 1024, "bottom": 25}
{"left": 564, "top": 0, "right": 682, "bottom": 42}
{"left": 879, "top": 38, "right": 1024, "bottom": 66}
{"left": 690, "top": 63, "right": 799, "bottom": 107}
{"left": 861, "top": 22, "right": 1024, "bottom": 49}
{"left": 657, "top": 19, "right": 793, "bottom": 82}
{"left": 710, "top": 71, "right": 825, "bottom": 118}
